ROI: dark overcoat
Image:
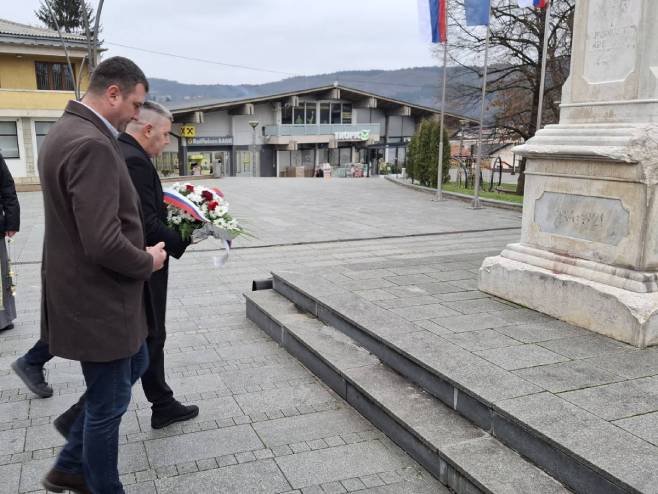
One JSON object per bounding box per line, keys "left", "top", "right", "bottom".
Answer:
{"left": 0, "top": 153, "right": 20, "bottom": 234}
{"left": 118, "top": 133, "right": 188, "bottom": 334}
{"left": 38, "top": 101, "right": 153, "bottom": 362}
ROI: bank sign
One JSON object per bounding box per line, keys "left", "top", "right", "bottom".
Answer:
{"left": 334, "top": 129, "right": 371, "bottom": 142}
{"left": 186, "top": 136, "right": 234, "bottom": 146}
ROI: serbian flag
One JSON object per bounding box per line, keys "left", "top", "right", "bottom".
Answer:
{"left": 418, "top": 0, "right": 447, "bottom": 44}
{"left": 518, "top": 0, "right": 547, "bottom": 7}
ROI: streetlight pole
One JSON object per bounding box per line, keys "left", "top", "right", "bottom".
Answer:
{"left": 249, "top": 120, "right": 259, "bottom": 177}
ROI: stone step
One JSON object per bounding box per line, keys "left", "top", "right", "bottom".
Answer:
{"left": 245, "top": 289, "right": 571, "bottom": 494}
{"left": 264, "top": 270, "right": 657, "bottom": 494}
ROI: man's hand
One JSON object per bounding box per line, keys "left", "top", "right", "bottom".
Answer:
{"left": 5, "top": 231, "right": 16, "bottom": 238}
{"left": 146, "top": 242, "right": 167, "bottom": 272}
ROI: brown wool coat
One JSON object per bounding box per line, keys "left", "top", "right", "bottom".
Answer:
{"left": 38, "top": 101, "right": 153, "bottom": 362}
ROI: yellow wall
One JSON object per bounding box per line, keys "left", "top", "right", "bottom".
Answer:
{"left": 0, "top": 54, "right": 88, "bottom": 89}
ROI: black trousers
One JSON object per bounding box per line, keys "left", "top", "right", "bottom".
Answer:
{"left": 140, "top": 266, "right": 174, "bottom": 409}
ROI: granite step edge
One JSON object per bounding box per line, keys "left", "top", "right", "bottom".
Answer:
{"left": 268, "top": 272, "right": 641, "bottom": 494}
{"left": 244, "top": 289, "right": 571, "bottom": 494}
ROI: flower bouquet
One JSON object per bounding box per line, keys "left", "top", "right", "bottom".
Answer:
{"left": 164, "top": 183, "right": 247, "bottom": 264}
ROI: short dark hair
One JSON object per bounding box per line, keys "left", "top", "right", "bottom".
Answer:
{"left": 87, "top": 56, "right": 149, "bottom": 95}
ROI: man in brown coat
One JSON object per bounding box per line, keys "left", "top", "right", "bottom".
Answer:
{"left": 37, "top": 57, "right": 167, "bottom": 494}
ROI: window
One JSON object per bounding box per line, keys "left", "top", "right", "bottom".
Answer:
{"left": 341, "top": 104, "right": 352, "bottom": 124}
{"left": 0, "top": 122, "right": 19, "bottom": 159}
{"left": 293, "top": 106, "right": 305, "bottom": 125}
{"left": 320, "top": 103, "right": 330, "bottom": 124}
{"left": 35, "top": 62, "right": 75, "bottom": 91}
{"left": 331, "top": 103, "right": 342, "bottom": 124}
{"left": 35, "top": 121, "right": 55, "bottom": 153}
{"left": 304, "top": 102, "right": 316, "bottom": 125}
{"left": 282, "top": 104, "right": 293, "bottom": 124}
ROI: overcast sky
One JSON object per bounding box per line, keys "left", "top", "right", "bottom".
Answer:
{"left": 10, "top": 0, "right": 439, "bottom": 85}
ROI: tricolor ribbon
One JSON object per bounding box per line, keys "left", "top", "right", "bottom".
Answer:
{"left": 163, "top": 188, "right": 208, "bottom": 222}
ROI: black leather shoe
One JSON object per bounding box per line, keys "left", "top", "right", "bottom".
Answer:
{"left": 42, "top": 468, "right": 91, "bottom": 494}
{"left": 151, "top": 401, "right": 199, "bottom": 429}
{"left": 0, "top": 323, "right": 14, "bottom": 331}
{"left": 11, "top": 356, "right": 53, "bottom": 398}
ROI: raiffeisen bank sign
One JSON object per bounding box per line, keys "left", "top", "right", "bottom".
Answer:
{"left": 335, "top": 129, "right": 371, "bottom": 141}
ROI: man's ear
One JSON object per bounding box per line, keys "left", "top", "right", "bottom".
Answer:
{"left": 106, "top": 84, "right": 121, "bottom": 104}
{"left": 144, "top": 123, "right": 153, "bottom": 137}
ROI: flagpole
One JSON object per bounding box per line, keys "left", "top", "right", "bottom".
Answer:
{"left": 471, "top": 2, "right": 491, "bottom": 210}
{"left": 434, "top": 41, "right": 449, "bottom": 201}
{"left": 536, "top": 0, "right": 552, "bottom": 132}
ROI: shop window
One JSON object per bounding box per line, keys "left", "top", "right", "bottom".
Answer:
{"left": 331, "top": 103, "right": 342, "bottom": 124}
{"left": 35, "top": 62, "right": 75, "bottom": 91}
{"left": 341, "top": 104, "right": 352, "bottom": 124}
{"left": 35, "top": 121, "right": 55, "bottom": 153}
{"left": 0, "top": 121, "right": 19, "bottom": 159}
{"left": 320, "top": 103, "right": 330, "bottom": 124}
{"left": 282, "top": 104, "right": 293, "bottom": 124}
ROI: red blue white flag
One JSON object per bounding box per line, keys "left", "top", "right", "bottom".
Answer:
{"left": 418, "top": 0, "right": 447, "bottom": 44}
{"left": 518, "top": 0, "right": 547, "bottom": 7}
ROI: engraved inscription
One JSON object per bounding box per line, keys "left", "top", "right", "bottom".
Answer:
{"left": 534, "top": 192, "right": 630, "bottom": 245}
{"left": 584, "top": 0, "right": 641, "bottom": 83}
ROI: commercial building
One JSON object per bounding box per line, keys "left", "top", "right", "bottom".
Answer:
{"left": 165, "top": 85, "right": 475, "bottom": 177}
{"left": 0, "top": 18, "right": 88, "bottom": 182}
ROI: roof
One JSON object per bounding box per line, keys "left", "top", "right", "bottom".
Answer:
{"left": 167, "top": 84, "right": 475, "bottom": 123}
{"left": 0, "top": 18, "right": 88, "bottom": 50}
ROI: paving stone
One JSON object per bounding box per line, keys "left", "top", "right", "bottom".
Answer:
{"left": 156, "top": 459, "right": 291, "bottom": 494}
{"left": 494, "top": 321, "right": 590, "bottom": 344}
{"left": 320, "top": 480, "right": 347, "bottom": 493}
{"left": 433, "top": 290, "right": 491, "bottom": 302}
{"left": 235, "top": 451, "right": 257, "bottom": 463}
{"left": 164, "top": 349, "right": 222, "bottom": 368}
{"left": 391, "top": 304, "right": 460, "bottom": 321}
{"left": 219, "top": 362, "right": 309, "bottom": 388}
{"left": 343, "top": 269, "right": 395, "bottom": 280}
{"left": 25, "top": 423, "right": 65, "bottom": 451}
{"left": 359, "top": 474, "right": 386, "bottom": 488}
{"left": 560, "top": 375, "right": 658, "bottom": 421}
{"left": 275, "top": 440, "right": 413, "bottom": 489}
{"left": 384, "top": 274, "right": 436, "bottom": 286}
{"left": 216, "top": 341, "right": 286, "bottom": 360}
{"left": 442, "top": 297, "right": 515, "bottom": 315}
{"left": 513, "top": 360, "right": 623, "bottom": 393}
{"left": 375, "top": 296, "right": 444, "bottom": 310}
{"left": 0, "top": 428, "right": 24, "bottom": 455}
{"left": 0, "top": 463, "right": 20, "bottom": 494}
{"left": 234, "top": 383, "right": 334, "bottom": 415}
{"left": 474, "top": 344, "right": 569, "bottom": 370}
{"left": 444, "top": 329, "right": 522, "bottom": 351}
{"left": 613, "top": 411, "right": 658, "bottom": 447}
{"left": 144, "top": 424, "right": 263, "bottom": 468}
{"left": 0, "top": 400, "right": 29, "bottom": 422}
{"left": 125, "top": 481, "right": 157, "bottom": 494}
{"left": 353, "top": 289, "right": 399, "bottom": 301}
{"left": 538, "top": 334, "right": 630, "bottom": 358}
{"left": 27, "top": 393, "right": 80, "bottom": 419}
{"left": 583, "top": 349, "right": 658, "bottom": 379}
{"left": 431, "top": 312, "right": 511, "bottom": 333}
{"left": 340, "top": 477, "right": 366, "bottom": 492}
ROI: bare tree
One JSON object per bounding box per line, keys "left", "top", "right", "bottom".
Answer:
{"left": 446, "top": 0, "right": 575, "bottom": 194}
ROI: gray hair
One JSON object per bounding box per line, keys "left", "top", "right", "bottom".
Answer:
{"left": 141, "top": 100, "right": 173, "bottom": 122}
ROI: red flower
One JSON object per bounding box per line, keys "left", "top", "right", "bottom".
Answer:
{"left": 186, "top": 184, "right": 195, "bottom": 192}
{"left": 201, "top": 190, "right": 214, "bottom": 201}
{"left": 208, "top": 201, "right": 218, "bottom": 211}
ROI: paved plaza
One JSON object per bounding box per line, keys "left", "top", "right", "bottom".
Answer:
{"left": 0, "top": 177, "right": 522, "bottom": 493}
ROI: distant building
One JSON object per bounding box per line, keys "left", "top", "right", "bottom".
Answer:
{"left": 0, "top": 18, "right": 89, "bottom": 182}
{"left": 165, "top": 85, "right": 477, "bottom": 178}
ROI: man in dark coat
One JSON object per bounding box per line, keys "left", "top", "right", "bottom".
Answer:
{"left": 0, "top": 153, "right": 19, "bottom": 331}
{"left": 119, "top": 100, "right": 198, "bottom": 428}
{"left": 34, "top": 57, "right": 167, "bottom": 494}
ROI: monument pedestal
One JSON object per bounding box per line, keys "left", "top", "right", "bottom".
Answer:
{"left": 479, "top": 0, "right": 658, "bottom": 347}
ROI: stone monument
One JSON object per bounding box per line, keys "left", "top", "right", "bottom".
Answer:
{"left": 479, "top": 0, "right": 658, "bottom": 347}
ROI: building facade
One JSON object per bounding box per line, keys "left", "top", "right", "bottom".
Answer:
{"left": 166, "top": 85, "right": 474, "bottom": 178}
{"left": 0, "top": 18, "right": 88, "bottom": 182}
